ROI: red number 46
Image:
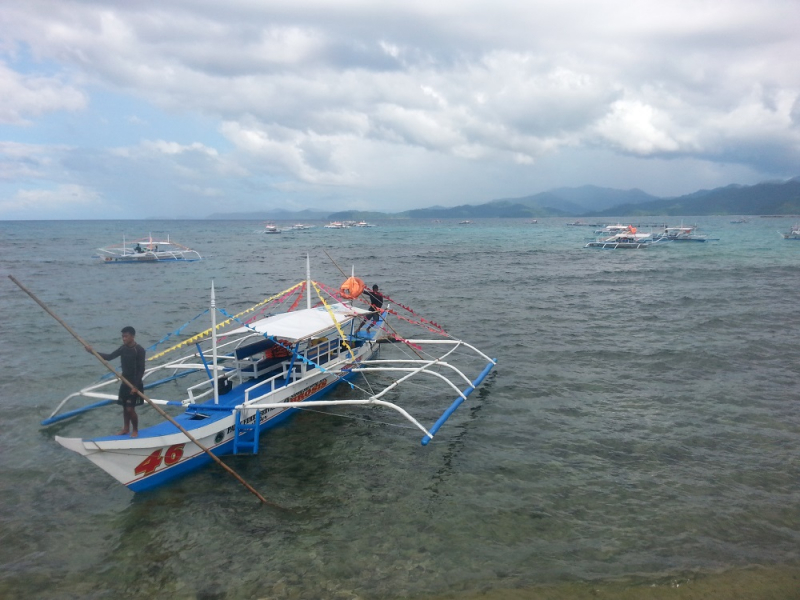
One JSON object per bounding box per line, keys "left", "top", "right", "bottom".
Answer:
{"left": 134, "top": 444, "right": 185, "bottom": 476}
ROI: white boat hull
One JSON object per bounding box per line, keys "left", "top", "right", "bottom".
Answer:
{"left": 56, "top": 352, "right": 371, "bottom": 492}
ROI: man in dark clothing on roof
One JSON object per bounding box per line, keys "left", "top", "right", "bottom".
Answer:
{"left": 87, "top": 326, "right": 146, "bottom": 437}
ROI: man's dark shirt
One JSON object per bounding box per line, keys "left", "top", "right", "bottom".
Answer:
{"left": 99, "top": 344, "right": 146, "bottom": 388}
{"left": 364, "top": 289, "right": 383, "bottom": 311}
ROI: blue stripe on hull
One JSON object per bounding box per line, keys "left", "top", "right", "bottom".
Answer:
{"left": 126, "top": 373, "right": 356, "bottom": 492}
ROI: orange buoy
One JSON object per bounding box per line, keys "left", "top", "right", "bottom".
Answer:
{"left": 340, "top": 276, "right": 366, "bottom": 299}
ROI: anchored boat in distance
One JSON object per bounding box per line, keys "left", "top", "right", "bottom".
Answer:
{"left": 95, "top": 235, "right": 202, "bottom": 263}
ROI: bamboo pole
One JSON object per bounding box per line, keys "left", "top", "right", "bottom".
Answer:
{"left": 9, "top": 275, "right": 276, "bottom": 507}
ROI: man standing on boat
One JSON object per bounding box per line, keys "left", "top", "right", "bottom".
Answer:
{"left": 356, "top": 284, "right": 383, "bottom": 335}
{"left": 86, "top": 326, "right": 146, "bottom": 437}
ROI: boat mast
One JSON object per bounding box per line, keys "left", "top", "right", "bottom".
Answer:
{"left": 211, "top": 281, "right": 219, "bottom": 405}
{"left": 306, "top": 253, "right": 311, "bottom": 310}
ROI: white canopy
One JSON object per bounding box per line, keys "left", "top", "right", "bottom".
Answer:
{"left": 226, "top": 303, "right": 368, "bottom": 341}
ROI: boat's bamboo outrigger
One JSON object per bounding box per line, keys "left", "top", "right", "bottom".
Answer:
{"left": 17, "top": 258, "right": 498, "bottom": 495}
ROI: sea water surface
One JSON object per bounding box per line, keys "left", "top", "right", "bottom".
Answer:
{"left": 0, "top": 218, "right": 798, "bottom": 599}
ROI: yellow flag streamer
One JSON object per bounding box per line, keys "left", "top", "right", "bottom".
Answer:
{"left": 148, "top": 282, "right": 305, "bottom": 361}
{"left": 310, "top": 280, "right": 356, "bottom": 360}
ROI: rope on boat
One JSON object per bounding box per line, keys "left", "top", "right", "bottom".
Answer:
{"left": 310, "top": 280, "right": 356, "bottom": 363}
{"left": 146, "top": 309, "right": 210, "bottom": 356}
{"left": 148, "top": 281, "right": 305, "bottom": 360}
{"left": 380, "top": 292, "right": 447, "bottom": 334}
{"left": 240, "top": 282, "right": 306, "bottom": 326}
{"left": 316, "top": 279, "right": 453, "bottom": 348}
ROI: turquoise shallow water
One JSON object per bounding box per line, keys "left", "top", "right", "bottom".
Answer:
{"left": 0, "top": 218, "right": 799, "bottom": 599}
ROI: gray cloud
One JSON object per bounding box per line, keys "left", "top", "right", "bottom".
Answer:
{"left": 1, "top": 0, "right": 799, "bottom": 217}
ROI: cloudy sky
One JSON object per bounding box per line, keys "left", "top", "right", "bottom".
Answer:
{"left": 1, "top": 0, "right": 799, "bottom": 219}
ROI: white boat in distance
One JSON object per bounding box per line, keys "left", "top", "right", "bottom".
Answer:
{"left": 779, "top": 223, "right": 800, "bottom": 240}
{"left": 263, "top": 223, "right": 282, "bottom": 234}
{"left": 585, "top": 226, "right": 663, "bottom": 249}
{"left": 45, "top": 261, "right": 497, "bottom": 494}
{"left": 96, "top": 236, "right": 202, "bottom": 263}
{"left": 593, "top": 223, "right": 632, "bottom": 235}
{"left": 324, "top": 221, "right": 348, "bottom": 229}
{"left": 654, "top": 225, "right": 717, "bottom": 242}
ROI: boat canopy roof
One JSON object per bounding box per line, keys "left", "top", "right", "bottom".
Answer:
{"left": 610, "top": 232, "right": 652, "bottom": 240}
{"left": 227, "top": 303, "right": 368, "bottom": 342}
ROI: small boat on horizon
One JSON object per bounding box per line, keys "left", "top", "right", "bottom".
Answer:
{"left": 654, "top": 225, "right": 717, "bottom": 242}
{"left": 585, "top": 226, "right": 663, "bottom": 249}
{"left": 263, "top": 223, "right": 282, "bottom": 234}
{"left": 779, "top": 223, "right": 800, "bottom": 240}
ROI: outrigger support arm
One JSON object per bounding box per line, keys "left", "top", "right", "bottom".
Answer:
{"left": 421, "top": 359, "right": 496, "bottom": 445}
{"left": 244, "top": 398, "right": 435, "bottom": 440}
{"left": 247, "top": 355, "right": 497, "bottom": 445}
{"left": 41, "top": 399, "right": 116, "bottom": 426}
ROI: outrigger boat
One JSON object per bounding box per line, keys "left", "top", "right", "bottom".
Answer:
{"left": 593, "top": 223, "right": 631, "bottom": 235}
{"left": 263, "top": 223, "right": 282, "bottom": 234}
{"left": 585, "top": 226, "right": 663, "bottom": 249}
{"left": 654, "top": 225, "right": 717, "bottom": 242}
{"left": 779, "top": 223, "right": 800, "bottom": 240}
{"left": 96, "top": 235, "right": 202, "bottom": 263}
{"left": 44, "top": 260, "right": 497, "bottom": 493}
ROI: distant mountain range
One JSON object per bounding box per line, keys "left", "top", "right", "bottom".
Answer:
{"left": 206, "top": 208, "right": 330, "bottom": 220}
{"left": 207, "top": 176, "right": 800, "bottom": 220}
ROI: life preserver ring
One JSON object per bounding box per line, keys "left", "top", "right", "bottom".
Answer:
{"left": 340, "top": 276, "right": 365, "bottom": 299}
